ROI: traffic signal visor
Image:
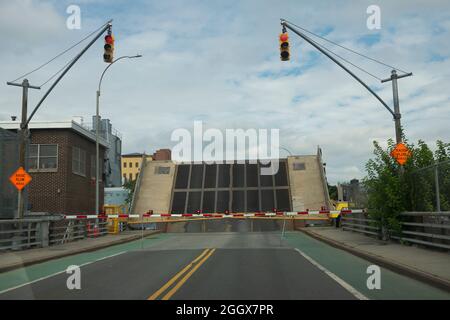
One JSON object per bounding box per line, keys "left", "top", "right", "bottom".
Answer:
{"left": 279, "top": 32, "right": 290, "bottom": 61}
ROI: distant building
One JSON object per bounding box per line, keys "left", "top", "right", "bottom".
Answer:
{"left": 0, "top": 120, "right": 108, "bottom": 214}
{"left": 337, "top": 179, "right": 367, "bottom": 208}
{"left": 121, "top": 149, "right": 171, "bottom": 184}
{"left": 104, "top": 187, "right": 128, "bottom": 206}
{"left": 91, "top": 116, "right": 122, "bottom": 187}
{"left": 152, "top": 149, "right": 171, "bottom": 161}
{"left": 121, "top": 153, "right": 152, "bottom": 183}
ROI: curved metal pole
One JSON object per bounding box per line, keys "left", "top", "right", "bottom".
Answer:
{"left": 280, "top": 146, "right": 293, "bottom": 157}
{"left": 25, "top": 20, "right": 113, "bottom": 127}
{"left": 281, "top": 19, "right": 396, "bottom": 118}
{"left": 95, "top": 54, "right": 142, "bottom": 215}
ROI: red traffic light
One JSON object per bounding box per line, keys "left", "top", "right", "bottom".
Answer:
{"left": 279, "top": 33, "right": 288, "bottom": 42}
{"left": 105, "top": 35, "right": 114, "bottom": 44}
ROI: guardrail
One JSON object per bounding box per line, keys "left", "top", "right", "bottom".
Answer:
{"left": 341, "top": 211, "right": 381, "bottom": 237}
{"left": 391, "top": 212, "right": 450, "bottom": 250}
{"left": 0, "top": 215, "right": 109, "bottom": 251}
{"left": 0, "top": 217, "right": 59, "bottom": 251}
{"left": 49, "top": 218, "right": 108, "bottom": 245}
{"left": 341, "top": 211, "right": 450, "bottom": 251}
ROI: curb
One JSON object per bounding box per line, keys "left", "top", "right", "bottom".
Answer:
{"left": 299, "top": 228, "right": 450, "bottom": 293}
{"left": 0, "top": 230, "right": 161, "bottom": 273}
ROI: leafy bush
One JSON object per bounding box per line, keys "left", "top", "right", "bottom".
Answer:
{"left": 363, "top": 138, "right": 449, "bottom": 238}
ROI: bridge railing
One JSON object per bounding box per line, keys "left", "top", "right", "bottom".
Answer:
{"left": 0, "top": 215, "right": 109, "bottom": 251}
{"left": 341, "top": 211, "right": 450, "bottom": 251}
{"left": 391, "top": 212, "right": 450, "bottom": 250}
{"left": 341, "top": 211, "right": 381, "bottom": 238}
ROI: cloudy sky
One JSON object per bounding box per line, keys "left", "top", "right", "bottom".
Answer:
{"left": 1, "top": 0, "right": 449, "bottom": 184}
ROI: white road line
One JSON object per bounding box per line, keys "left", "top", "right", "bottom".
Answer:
{"left": 293, "top": 248, "right": 369, "bottom": 300}
{"left": 0, "top": 251, "right": 127, "bottom": 295}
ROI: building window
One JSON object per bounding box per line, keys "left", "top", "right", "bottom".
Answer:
{"left": 293, "top": 162, "right": 306, "bottom": 171}
{"left": 136, "top": 162, "right": 139, "bottom": 168}
{"left": 155, "top": 166, "right": 170, "bottom": 175}
{"left": 72, "top": 146, "right": 86, "bottom": 176}
{"left": 129, "top": 173, "right": 132, "bottom": 181}
{"left": 28, "top": 144, "right": 58, "bottom": 171}
{"left": 129, "top": 162, "right": 132, "bottom": 168}
{"left": 123, "top": 173, "right": 127, "bottom": 183}
{"left": 124, "top": 162, "right": 127, "bottom": 168}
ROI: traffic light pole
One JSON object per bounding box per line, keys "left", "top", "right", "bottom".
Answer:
{"left": 381, "top": 70, "right": 413, "bottom": 145}
{"left": 25, "top": 20, "right": 113, "bottom": 127}
{"left": 6, "top": 79, "right": 40, "bottom": 219}
{"left": 280, "top": 19, "right": 412, "bottom": 146}
{"left": 7, "top": 20, "right": 112, "bottom": 219}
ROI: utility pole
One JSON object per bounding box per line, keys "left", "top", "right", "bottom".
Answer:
{"left": 6, "top": 79, "right": 40, "bottom": 219}
{"left": 381, "top": 70, "right": 413, "bottom": 145}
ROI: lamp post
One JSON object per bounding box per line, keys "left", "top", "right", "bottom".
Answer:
{"left": 95, "top": 55, "right": 142, "bottom": 215}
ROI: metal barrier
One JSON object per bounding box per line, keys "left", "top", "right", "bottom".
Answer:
{"left": 341, "top": 211, "right": 381, "bottom": 237}
{"left": 341, "top": 211, "right": 450, "bottom": 251}
{"left": 49, "top": 218, "right": 108, "bottom": 245}
{"left": 0, "top": 216, "right": 109, "bottom": 251}
{"left": 0, "top": 217, "right": 58, "bottom": 251}
{"left": 390, "top": 212, "right": 450, "bottom": 250}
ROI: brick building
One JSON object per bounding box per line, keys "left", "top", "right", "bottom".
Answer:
{"left": 0, "top": 121, "right": 108, "bottom": 215}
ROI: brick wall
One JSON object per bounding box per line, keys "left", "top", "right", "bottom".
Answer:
{"left": 28, "top": 129, "right": 105, "bottom": 214}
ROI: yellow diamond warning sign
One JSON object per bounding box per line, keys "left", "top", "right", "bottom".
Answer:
{"left": 9, "top": 167, "right": 32, "bottom": 191}
{"left": 390, "top": 143, "right": 411, "bottom": 166}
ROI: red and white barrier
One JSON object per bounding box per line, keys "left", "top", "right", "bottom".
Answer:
{"left": 62, "top": 209, "right": 364, "bottom": 219}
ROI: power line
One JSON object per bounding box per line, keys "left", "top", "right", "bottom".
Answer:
{"left": 307, "top": 34, "right": 383, "bottom": 81}
{"left": 284, "top": 19, "right": 410, "bottom": 74}
{"left": 9, "top": 21, "right": 109, "bottom": 83}
{"left": 39, "top": 56, "right": 77, "bottom": 87}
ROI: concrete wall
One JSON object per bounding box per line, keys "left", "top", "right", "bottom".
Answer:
{"left": 287, "top": 155, "right": 328, "bottom": 211}
{"left": 134, "top": 159, "right": 176, "bottom": 215}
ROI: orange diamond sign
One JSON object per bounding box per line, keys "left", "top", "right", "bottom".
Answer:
{"left": 9, "top": 167, "right": 32, "bottom": 191}
{"left": 390, "top": 143, "right": 411, "bottom": 166}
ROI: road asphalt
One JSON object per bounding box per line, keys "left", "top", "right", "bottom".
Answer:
{"left": 0, "top": 228, "right": 449, "bottom": 300}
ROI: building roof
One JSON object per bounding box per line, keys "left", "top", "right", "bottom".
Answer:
{"left": 122, "top": 152, "right": 143, "bottom": 157}
{"left": 0, "top": 120, "right": 109, "bottom": 147}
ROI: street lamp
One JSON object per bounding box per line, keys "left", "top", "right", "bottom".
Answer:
{"left": 95, "top": 54, "right": 142, "bottom": 215}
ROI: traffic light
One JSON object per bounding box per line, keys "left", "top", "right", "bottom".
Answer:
{"left": 104, "top": 34, "right": 114, "bottom": 63}
{"left": 279, "top": 32, "right": 290, "bottom": 61}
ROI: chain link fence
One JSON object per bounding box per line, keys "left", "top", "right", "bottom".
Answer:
{"left": 410, "top": 160, "right": 450, "bottom": 212}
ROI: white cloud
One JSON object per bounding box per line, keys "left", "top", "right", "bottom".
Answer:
{"left": 0, "top": 0, "right": 449, "bottom": 184}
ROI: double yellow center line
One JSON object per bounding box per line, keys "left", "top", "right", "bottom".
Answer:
{"left": 148, "top": 248, "right": 216, "bottom": 300}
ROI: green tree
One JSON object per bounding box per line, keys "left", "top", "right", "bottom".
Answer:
{"left": 328, "top": 184, "right": 338, "bottom": 201}
{"left": 123, "top": 179, "right": 136, "bottom": 205}
{"left": 363, "top": 138, "right": 449, "bottom": 238}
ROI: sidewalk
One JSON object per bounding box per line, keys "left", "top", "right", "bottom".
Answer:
{"left": 0, "top": 230, "right": 160, "bottom": 273}
{"left": 301, "top": 227, "right": 450, "bottom": 291}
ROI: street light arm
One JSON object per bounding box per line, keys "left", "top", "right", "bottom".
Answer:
{"left": 281, "top": 20, "right": 396, "bottom": 118}
{"left": 98, "top": 55, "right": 142, "bottom": 92}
